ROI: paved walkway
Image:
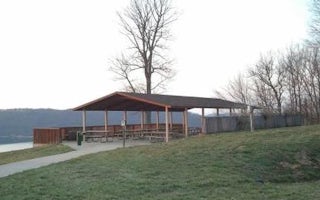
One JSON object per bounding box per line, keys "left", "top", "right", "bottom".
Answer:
{"left": 0, "top": 140, "right": 149, "bottom": 178}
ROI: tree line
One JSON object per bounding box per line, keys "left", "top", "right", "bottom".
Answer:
{"left": 216, "top": 45, "right": 320, "bottom": 123}
{"left": 216, "top": 0, "right": 320, "bottom": 123}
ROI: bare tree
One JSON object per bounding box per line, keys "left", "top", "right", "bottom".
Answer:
{"left": 301, "top": 47, "right": 320, "bottom": 122}
{"left": 109, "top": 0, "right": 177, "bottom": 94}
{"left": 110, "top": 54, "right": 138, "bottom": 93}
{"left": 251, "top": 78, "right": 276, "bottom": 113}
{"left": 281, "top": 44, "right": 304, "bottom": 114}
{"left": 249, "top": 52, "right": 286, "bottom": 114}
{"left": 215, "top": 73, "right": 252, "bottom": 105}
{"left": 308, "top": 0, "right": 320, "bottom": 46}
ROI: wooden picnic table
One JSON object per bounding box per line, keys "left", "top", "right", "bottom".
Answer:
{"left": 114, "top": 129, "right": 167, "bottom": 142}
{"left": 83, "top": 127, "right": 183, "bottom": 143}
{"left": 83, "top": 130, "right": 112, "bottom": 142}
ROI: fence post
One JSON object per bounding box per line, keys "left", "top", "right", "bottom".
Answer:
{"left": 201, "top": 108, "right": 206, "bottom": 134}
{"left": 249, "top": 106, "right": 254, "bottom": 132}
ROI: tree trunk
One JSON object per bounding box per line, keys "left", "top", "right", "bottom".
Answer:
{"left": 145, "top": 74, "right": 152, "bottom": 124}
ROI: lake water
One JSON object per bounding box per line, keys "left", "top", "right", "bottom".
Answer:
{"left": 0, "top": 142, "right": 33, "bottom": 153}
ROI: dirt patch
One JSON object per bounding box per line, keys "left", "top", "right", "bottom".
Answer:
{"left": 279, "top": 161, "right": 300, "bottom": 169}
{"left": 279, "top": 150, "right": 313, "bottom": 170}
{"left": 295, "top": 150, "right": 313, "bottom": 165}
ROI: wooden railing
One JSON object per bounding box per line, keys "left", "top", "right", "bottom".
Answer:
{"left": 33, "top": 123, "right": 186, "bottom": 144}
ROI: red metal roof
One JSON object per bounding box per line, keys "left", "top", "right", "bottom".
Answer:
{"left": 73, "top": 92, "right": 247, "bottom": 111}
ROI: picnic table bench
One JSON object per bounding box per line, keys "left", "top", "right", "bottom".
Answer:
{"left": 83, "top": 130, "right": 112, "bottom": 142}
{"left": 115, "top": 129, "right": 168, "bottom": 142}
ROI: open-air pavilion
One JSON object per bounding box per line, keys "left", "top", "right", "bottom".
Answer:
{"left": 73, "top": 92, "right": 248, "bottom": 142}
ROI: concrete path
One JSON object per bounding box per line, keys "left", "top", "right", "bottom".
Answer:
{"left": 0, "top": 140, "right": 149, "bottom": 178}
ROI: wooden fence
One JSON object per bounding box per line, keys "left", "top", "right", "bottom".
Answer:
{"left": 33, "top": 128, "right": 62, "bottom": 145}
{"left": 205, "top": 114, "right": 303, "bottom": 133}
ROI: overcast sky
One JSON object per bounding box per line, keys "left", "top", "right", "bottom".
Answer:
{"left": 0, "top": 0, "right": 309, "bottom": 109}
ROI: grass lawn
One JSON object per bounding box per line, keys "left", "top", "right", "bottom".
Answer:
{"left": 0, "top": 144, "right": 74, "bottom": 165}
{"left": 0, "top": 125, "right": 320, "bottom": 199}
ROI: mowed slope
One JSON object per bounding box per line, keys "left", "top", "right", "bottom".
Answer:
{"left": 0, "top": 144, "right": 74, "bottom": 165}
{"left": 1, "top": 125, "right": 320, "bottom": 199}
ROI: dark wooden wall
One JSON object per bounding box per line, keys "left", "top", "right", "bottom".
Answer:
{"left": 33, "top": 128, "right": 62, "bottom": 145}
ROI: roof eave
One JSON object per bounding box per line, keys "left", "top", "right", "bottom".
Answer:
{"left": 72, "top": 91, "right": 120, "bottom": 111}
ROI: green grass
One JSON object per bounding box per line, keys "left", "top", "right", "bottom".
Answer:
{"left": 0, "top": 144, "right": 74, "bottom": 165}
{"left": 0, "top": 125, "right": 320, "bottom": 199}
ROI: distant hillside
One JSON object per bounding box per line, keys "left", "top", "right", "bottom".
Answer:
{"left": 0, "top": 109, "right": 201, "bottom": 144}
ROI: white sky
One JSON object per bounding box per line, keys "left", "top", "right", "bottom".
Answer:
{"left": 0, "top": 0, "right": 309, "bottom": 109}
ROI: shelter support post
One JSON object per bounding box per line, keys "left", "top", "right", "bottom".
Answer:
{"left": 140, "top": 111, "right": 144, "bottom": 129}
{"left": 156, "top": 111, "right": 159, "bottom": 130}
{"left": 104, "top": 110, "right": 108, "bottom": 132}
{"left": 165, "top": 107, "right": 169, "bottom": 143}
{"left": 229, "top": 108, "right": 232, "bottom": 116}
{"left": 123, "top": 111, "right": 127, "bottom": 121}
{"left": 82, "top": 110, "right": 86, "bottom": 132}
{"left": 169, "top": 111, "right": 173, "bottom": 130}
{"left": 82, "top": 110, "right": 87, "bottom": 142}
{"left": 217, "top": 108, "right": 220, "bottom": 116}
{"left": 201, "top": 108, "right": 206, "bottom": 134}
{"left": 184, "top": 108, "right": 188, "bottom": 137}
{"left": 182, "top": 111, "right": 185, "bottom": 133}
{"left": 122, "top": 111, "right": 127, "bottom": 147}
